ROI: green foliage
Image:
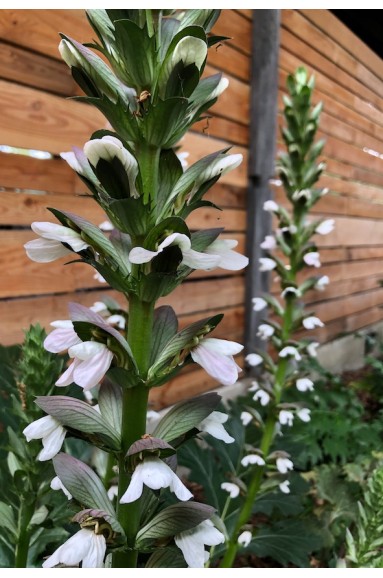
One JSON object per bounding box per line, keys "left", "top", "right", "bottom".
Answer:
{"left": 0, "top": 326, "right": 70, "bottom": 567}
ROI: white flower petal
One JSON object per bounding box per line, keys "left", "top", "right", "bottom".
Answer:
{"left": 297, "top": 408, "right": 311, "bottom": 422}
{"left": 315, "top": 219, "right": 335, "bottom": 235}
{"left": 279, "top": 410, "right": 294, "bottom": 427}
{"left": 276, "top": 457, "right": 294, "bottom": 474}
{"left": 252, "top": 297, "right": 267, "bottom": 311}
{"left": 44, "top": 322, "right": 81, "bottom": 353}
{"left": 38, "top": 425, "right": 66, "bottom": 461}
{"left": 303, "top": 316, "right": 324, "bottom": 330}
{"left": 241, "top": 454, "right": 265, "bottom": 467}
{"left": 257, "top": 324, "right": 274, "bottom": 340}
{"left": 51, "top": 476, "right": 72, "bottom": 500}
{"left": 221, "top": 482, "right": 240, "bottom": 498}
{"left": 303, "top": 252, "right": 321, "bottom": 268}
{"left": 72, "top": 346, "right": 114, "bottom": 390}
{"left": 296, "top": 378, "right": 314, "bottom": 392}
{"left": 191, "top": 338, "right": 243, "bottom": 386}
{"left": 240, "top": 411, "right": 253, "bottom": 426}
{"left": 205, "top": 239, "right": 249, "bottom": 271}
{"left": 238, "top": 530, "right": 252, "bottom": 547}
{"left": 246, "top": 353, "right": 263, "bottom": 367}
{"left": 43, "top": 529, "right": 105, "bottom": 568}
{"left": 315, "top": 275, "right": 329, "bottom": 291}
{"left": 259, "top": 257, "right": 276, "bottom": 271}
{"left": 263, "top": 200, "right": 279, "bottom": 212}
{"left": 199, "top": 411, "right": 235, "bottom": 443}
{"left": 260, "top": 235, "right": 276, "bottom": 250}
{"left": 279, "top": 480, "right": 291, "bottom": 494}
{"left": 175, "top": 520, "right": 224, "bottom": 568}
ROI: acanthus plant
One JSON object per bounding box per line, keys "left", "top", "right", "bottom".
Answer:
{"left": 21, "top": 9, "right": 248, "bottom": 569}
{"left": 217, "top": 67, "right": 334, "bottom": 567}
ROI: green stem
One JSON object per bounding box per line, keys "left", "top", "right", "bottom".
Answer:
{"left": 137, "top": 144, "right": 160, "bottom": 206}
{"left": 112, "top": 297, "right": 155, "bottom": 568}
{"left": 103, "top": 451, "right": 116, "bottom": 489}
{"left": 220, "top": 298, "right": 296, "bottom": 568}
{"left": 15, "top": 498, "right": 35, "bottom": 567}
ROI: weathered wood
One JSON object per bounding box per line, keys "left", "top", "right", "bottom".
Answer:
{"left": 245, "top": 9, "right": 280, "bottom": 360}
{"left": 300, "top": 9, "right": 383, "bottom": 83}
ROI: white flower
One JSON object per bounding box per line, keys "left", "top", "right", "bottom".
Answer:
{"left": 198, "top": 411, "right": 234, "bottom": 444}
{"left": 44, "top": 320, "right": 81, "bottom": 353}
{"left": 42, "top": 528, "right": 106, "bottom": 568}
{"left": 190, "top": 338, "right": 243, "bottom": 386}
{"left": 146, "top": 410, "right": 161, "bottom": 423}
{"left": 315, "top": 275, "right": 329, "bottom": 291}
{"left": 129, "top": 232, "right": 221, "bottom": 271}
{"left": 303, "top": 316, "right": 324, "bottom": 330}
{"left": 107, "top": 314, "right": 126, "bottom": 329}
{"left": 279, "top": 480, "right": 291, "bottom": 494}
{"left": 56, "top": 341, "right": 114, "bottom": 391}
{"left": 90, "top": 301, "right": 108, "bottom": 315}
{"left": 23, "top": 416, "right": 66, "bottom": 461}
{"left": 307, "top": 342, "right": 319, "bottom": 357}
{"left": 204, "top": 239, "right": 249, "bottom": 271}
{"left": 84, "top": 135, "right": 139, "bottom": 198}
{"left": 263, "top": 200, "right": 279, "bottom": 212}
{"left": 315, "top": 219, "right": 335, "bottom": 235}
{"left": 253, "top": 389, "right": 270, "bottom": 406}
{"left": 175, "top": 519, "right": 224, "bottom": 568}
{"left": 259, "top": 257, "right": 276, "bottom": 271}
{"left": 297, "top": 408, "right": 311, "bottom": 422}
{"left": 107, "top": 485, "right": 118, "bottom": 500}
{"left": 281, "top": 287, "right": 301, "bottom": 299}
{"left": 248, "top": 380, "right": 260, "bottom": 392}
{"left": 303, "top": 252, "right": 321, "bottom": 268}
{"left": 246, "top": 353, "right": 263, "bottom": 367}
{"left": 176, "top": 150, "right": 190, "bottom": 170}
{"left": 241, "top": 454, "right": 265, "bottom": 467}
{"left": 119, "top": 456, "right": 193, "bottom": 503}
{"left": 51, "top": 476, "right": 72, "bottom": 500}
{"left": 260, "top": 235, "right": 276, "bottom": 250}
{"left": 24, "top": 222, "right": 89, "bottom": 263}
{"left": 296, "top": 378, "right": 314, "bottom": 392}
{"left": 172, "top": 36, "right": 207, "bottom": 70}
{"left": 257, "top": 324, "right": 275, "bottom": 340}
{"left": 279, "top": 410, "right": 294, "bottom": 427}
{"left": 279, "top": 346, "right": 301, "bottom": 361}
{"left": 221, "top": 482, "right": 240, "bottom": 498}
{"left": 276, "top": 457, "right": 294, "bottom": 474}
{"left": 240, "top": 411, "right": 253, "bottom": 426}
{"left": 98, "top": 220, "right": 114, "bottom": 231}
{"left": 238, "top": 530, "right": 252, "bottom": 547}
{"left": 252, "top": 297, "right": 267, "bottom": 311}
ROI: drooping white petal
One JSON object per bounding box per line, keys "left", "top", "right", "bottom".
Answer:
{"left": 55, "top": 357, "right": 79, "bottom": 387}
{"left": 257, "top": 324, "right": 274, "bottom": 340}
{"left": 279, "top": 410, "right": 294, "bottom": 427}
{"left": 260, "top": 235, "right": 277, "bottom": 250}
{"left": 175, "top": 519, "right": 224, "bottom": 568}
{"left": 279, "top": 480, "right": 291, "bottom": 494}
{"left": 191, "top": 338, "right": 243, "bottom": 386}
{"left": 204, "top": 239, "right": 249, "bottom": 271}
{"left": 245, "top": 353, "right": 263, "bottom": 367}
{"left": 120, "top": 457, "right": 192, "bottom": 503}
{"left": 303, "top": 252, "right": 321, "bottom": 268}
{"left": 253, "top": 389, "right": 270, "bottom": 406}
{"left": 315, "top": 275, "right": 329, "bottom": 291}
{"left": 297, "top": 408, "right": 311, "bottom": 422}
{"left": 240, "top": 411, "right": 253, "bottom": 426}
{"left": 238, "top": 530, "right": 252, "bottom": 547}
{"left": 307, "top": 342, "right": 319, "bottom": 357}
{"left": 198, "top": 411, "right": 235, "bottom": 443}
{"left": 31, "top": 222, "right": 89, "bottom": 252}
{"left": 263, "top": 200, "right": 279, "bottom": 212}
{"left": 24, "top": 238, "right": 73, "bottom": 263}
{"left": 276, "top": 457, "right": 294, "bottom": 474}
{"left": 296, "top": 378, "right": 314, "bottom": 392}
{"left": 38, "top": 424, "right": 67, "bottom": 461}
{"left": 315, "top": 219, "right": 335, "bottom": 235}
{"left": 69, "top": 343, "right": 114, "bottom": 390}
{"left": 106, "top": 314, "right": 126, "bottom": 329}
{"left": 303, "top": 316, "right": 324, "bottom": 330}
{"left": 181, "top": 248, "right": 221, "bottom": 270}
{"left": 23, "top": 415, "right": 60, "bottom": 441}
{"left": 241, "top": 454, "right": 265, "bottom": 467}
{"left": 252, "top": 297, "right": 267, "bottom": 311}
{"left": 43, "top": 529, "right": 105, "bottom": 568}
{"left": 259, "top": 257, "right": 277, "bottom": 271}
{"left": 221, "top": 482, "right": 240, "bottom": 498}
{"left": 44, "top": 321, "right": 81, "bottom": 353}
{"left": 51, "top": 476, "right": 72, "bottom": 500}
{"left": 279, "top": 346, "right": 301, "bottom": 360}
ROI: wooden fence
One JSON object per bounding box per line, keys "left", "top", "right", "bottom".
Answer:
{"left": 276, "top": 10, "right": 383, "bottom": 344}
{"left": 0, "top": 9, "right": 250, "bottom": 407}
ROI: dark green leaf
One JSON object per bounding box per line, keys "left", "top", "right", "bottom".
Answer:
{"left": 98, "top": 381, "right": 122, "bottom": 433}
{"left": 0, "top": 502, "right": 17, "bottom": 537}
{"left": 145, "top": 547, "right": 187, "bottom": 568}
{"left": 153, "top": 393, "right": 221, "bottom": 442}
{"left": 150, "top": 306, "right": 178, "bottom": 365}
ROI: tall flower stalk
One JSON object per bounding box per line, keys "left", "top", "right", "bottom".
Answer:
{"left": 220, "top": 67, "right": 332, "bottom": 567}
{"left": 22, "top": 9, "right": 247, "bottom": 568}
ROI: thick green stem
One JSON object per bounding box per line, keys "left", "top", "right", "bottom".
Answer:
{"left": 112, "top": 297, "right": 154, "bottom": 568}
{"left": 220, "top": 298, "right": 296, "bottom": 567}
{"left": 137, "top": 144, "right": 160, "bottom": 206}
{"left": 15, "top": 499, "right": 35, "bottom": 568}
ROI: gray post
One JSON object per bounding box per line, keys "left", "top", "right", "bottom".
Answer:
{"left": 245, "top": 10, "right": 281, "bottom": 369}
